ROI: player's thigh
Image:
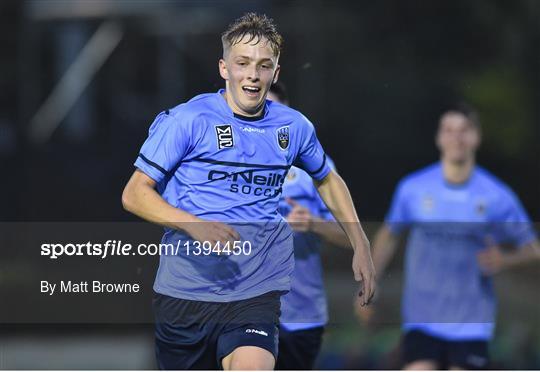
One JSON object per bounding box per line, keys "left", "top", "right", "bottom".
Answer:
{"left": 402, "top": 330, "right": 444, "bottom": 370}
{"left": 222, "top": 345, "right": 275, "bottom": 370}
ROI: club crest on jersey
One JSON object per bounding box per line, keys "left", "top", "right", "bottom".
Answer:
{"left": 422, "top": 195, "right": 434, "bottom": 213}
{"left": 215, "top": 125, "right": 234, "bottom": 150}
{"left": 475, "top": 200, "right": 487, "bottom": 215}
{"left": 277, "top": 126, "right": 290, "bottom": 150}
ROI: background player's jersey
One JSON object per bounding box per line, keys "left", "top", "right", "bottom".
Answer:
{"left": 278, "top": 159, "right": 336, "bottom": 331}
{"left": 386, "top": 163, "right": 536, "bottom": 340}
{"left": 134, "top": 90, "right": 331, "bottom": 302}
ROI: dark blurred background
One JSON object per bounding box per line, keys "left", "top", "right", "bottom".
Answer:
{"left": 1, "top": 0, "right": 539, "bottom": 369}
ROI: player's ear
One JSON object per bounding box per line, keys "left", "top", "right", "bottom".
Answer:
{"left": 272, "top": 65, "right": 281, "bottom": 84}
{"left": 435, "top": 129, "right": 442, "bottom": 150}
{"left": 219, "top": 59, "right": 229, "bottom": 80}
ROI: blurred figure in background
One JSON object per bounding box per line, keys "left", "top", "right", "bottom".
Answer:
{"left": 268, "top": 82, "right": 351, "bottom": 370}
{"left": 357, "top": 104, "right": 540, "bottom": 370}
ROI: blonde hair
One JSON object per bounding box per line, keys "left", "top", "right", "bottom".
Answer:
{"left": 222, "top": 13, "right": 283, "bottom": 58}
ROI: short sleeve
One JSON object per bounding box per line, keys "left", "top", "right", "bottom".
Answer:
{"left": 385, "top": 180, "right": 411, "bottom": 234}
{"left": 491, "top": 189, "right": 537, "bottom": 248}
{"left": 134, "top": 111, "right": 191, "bottom": 183}
{"left": 293, "top": 115, "right": 331, "bottom": 181}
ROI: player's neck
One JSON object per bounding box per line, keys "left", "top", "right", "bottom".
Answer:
{"left": 441, "top": 158, "right": 475, "bottom": 185}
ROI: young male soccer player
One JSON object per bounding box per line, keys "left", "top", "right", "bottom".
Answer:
{"left": 122, "top": 13, "right": 375, "bottom": 370}
{"left": 267, "top": 83, "right": 351, "bottom": 370}
{"left": 360, "top": 105, "right": 540, "bottom": 370}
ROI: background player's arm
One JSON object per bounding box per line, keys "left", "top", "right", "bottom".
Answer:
{"left": 311, "top": 216, "right": 351, "bottom": 248}
{"left": 314, "top": 169, "right": 375, "bottom": 305}
{"left": 477, "top": 238, "right": 540, "bottom": 275}
{"left": 286, "top": 198, "right": 350, "bottom": 247}
{"left": 354, "top": 224, "right": 401, "bottom": 323}
{"left": 122, "top": 170, "right": 239, "bottom": 242}
{"left": 371, "top": 224, "right": 401, "bottom": 277}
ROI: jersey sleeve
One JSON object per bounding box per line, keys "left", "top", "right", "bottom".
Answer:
{"left": 384, "top": 179, "right": 411, "bottom": 234}
{"left": 293, "top": 115, "right": 331, "bottom": 181}
{"left": 491, "top": 189, "right": 537, "bottom": 248}
{"left": 134, "top": 110, "right": 191, "bottom": 183}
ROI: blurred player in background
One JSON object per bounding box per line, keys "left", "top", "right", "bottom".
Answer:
{"left": 123, "top": 13, "right": 375, "bottom": 370}
{"left": 268, "top": 82, "right": 351, "bottom": 370}
{"left": 358, "top": 104, "right": 540, "bottom": 370}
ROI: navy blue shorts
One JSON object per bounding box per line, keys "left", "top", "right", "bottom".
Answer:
{"left": 403, "top": 330, "right": 489, "bottom": 369}
{"left": 275, "top": 326, "right": 324, "bottom": 370}
{"left": 153, "top": 291, "right": 281, "bottom": 370}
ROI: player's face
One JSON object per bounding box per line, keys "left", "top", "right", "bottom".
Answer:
{"left": 436, "top": 113, "right": 480, "bottom": 164}
{"left": 219, "top": 35, "right": 280, "bottom": 117}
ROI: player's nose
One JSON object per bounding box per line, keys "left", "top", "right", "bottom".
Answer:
{"left": 246, "top": 64, "right": 260, "bottom": 81}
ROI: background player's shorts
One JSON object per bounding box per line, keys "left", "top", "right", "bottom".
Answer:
{"left": 275, "top": 326, "right": 324, "bottom": 370}
{"left": 153, "top": 291, "right": 281, "bottom": 370}
{"left": 403, "top": 330, "right": 489, "bottom": 370}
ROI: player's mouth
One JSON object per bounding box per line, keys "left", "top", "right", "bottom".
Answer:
{"left": 242, "top": 85, "right": 261, "bottom": 98}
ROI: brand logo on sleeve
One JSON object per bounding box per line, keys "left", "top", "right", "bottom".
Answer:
{"left": 215, "top": 125, "right": 234, "bottom": 149}
{"left": 277, "top": 126, "right": 290, "bottom": 150}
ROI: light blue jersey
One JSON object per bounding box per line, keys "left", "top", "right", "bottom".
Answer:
{"left": 134, "top": 91, "right": 331, "bottom": 302}
{"left": 386, "top": 163, "right": 536, "bottom": 340}
{"left": 278, "top": 159, "right": 336, "bottom": 331}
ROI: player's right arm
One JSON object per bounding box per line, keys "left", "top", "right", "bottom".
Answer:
{"left": 122, "top": 170, "right": 239, "bottom": 243}
{"left": 123, "top": 109, "right": 239, "bottom": 243}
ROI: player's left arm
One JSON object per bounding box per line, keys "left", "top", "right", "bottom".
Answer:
{"left": 477, "top": 237, "right": 540, "bottom": 275}
{"left": 286, "top": 198, "right": 351, "bottom": 247}
{"left": 314, "top": 169, "right": 376, "bottom": 305}
{"left": 477, "top": 189, "right": 540, "bottom": 275}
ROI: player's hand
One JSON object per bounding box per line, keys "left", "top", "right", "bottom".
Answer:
{"left": 286, "top": 198, "right": 313, "bottom": 232}
{"left": 353, "top": 243, "right": 376, "bottom": 306}
{"left": 477, "top": 237, "right": 507, "bottom": 275}
{"left": 353, "top": 286, "right": 377, "bottom": 326}
{"left": 184, "top": 219, "right": 240, "bottom": 245}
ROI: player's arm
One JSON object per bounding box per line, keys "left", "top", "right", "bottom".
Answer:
{"left": 311, "top": 216, "right": 351, "bottom": 248}
{"left": 477, "top": 238, "right": 540, "bottom": 275}
{"left": 371, "top": 224, "right": 401, "bottom": 277}
{"left": 122, "top": 170, "right": 239, "bottom": 243}
{"left": 314, "top": 169, "right": 375, "bottom": 305}
{"left": 354, "top": 224, "right": 400, "bottom": 323}
{"left": 286, "top": 198, "right": 350, "bottom": 247}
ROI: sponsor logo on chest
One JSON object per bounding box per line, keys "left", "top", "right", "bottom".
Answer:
{"left": 215, "top": 124, "right": 234, "bottom": 149}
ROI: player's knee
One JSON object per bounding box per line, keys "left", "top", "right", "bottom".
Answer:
{"left": 404, "top": 360, "right": 438, "bottom": 370}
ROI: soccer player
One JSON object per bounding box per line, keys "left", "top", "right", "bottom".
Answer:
{"left": 267, "top": 83, "right": 351, "bottom": 370}
{"left": 359, "top": 105, "right": 540, "bottom": 370}
{"left": 122, "top": 13, "right": 375, "bottom": 370}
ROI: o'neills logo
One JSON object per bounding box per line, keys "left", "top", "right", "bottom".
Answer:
{"left": 208, "top": 169, "right": 286, "bottom": 197}
{"left": 215, "top": 124, "right": 234, "bottom": 149}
